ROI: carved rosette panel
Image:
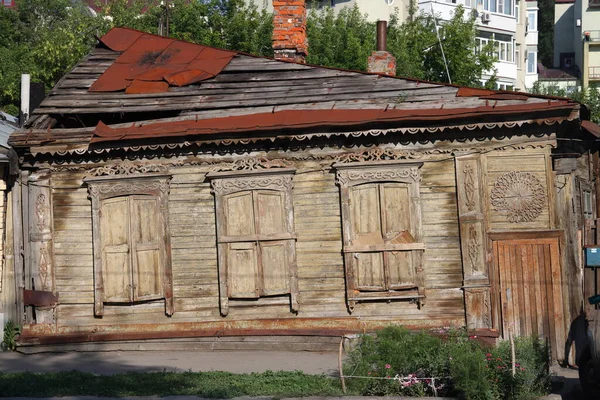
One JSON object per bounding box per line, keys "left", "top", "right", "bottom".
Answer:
{"left": 211, "top": 175, "right": 293, "bottom": 196}
{"left": 490, "top": 171, "right": 546, "bottom": 223}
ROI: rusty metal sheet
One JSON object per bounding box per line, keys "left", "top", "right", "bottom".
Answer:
{"left": 125, "top": 80, "right": 170, "bottom": 94}
{"left": 90, "top": 102, "right": 575, "bottom": 144}
{"left": 89, "top": 63, "right": 147, "bottom": 92}
{"left": 456, "top": 87, "right": 497, "bottom": 97}
{"left": 23, "top": 289, "right": 58, "bottom": 307}
{"left": 89, "top": 27, "right": 236, "bottom": 94}
{"left": 582, "top": 120, "right": 600, "bottom": 137}
{"left": 116, "top": 35, "right": 175, "bottom": 64}
{"left": 165, "top": 69, "right": 214, "bottom": 86}
{"left": 479, "top": 93, "right": 530, "bottom": 101}
{"left": 98, "top": 27, "right": 144, "bottom": 52}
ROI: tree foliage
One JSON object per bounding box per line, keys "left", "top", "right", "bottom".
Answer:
{"left": 538, "top": 0, "right": 555, "bottom": 68}
{"left": 531, "top": 81, "right": 600, "bottom": 123}
{"left": 388, "top": 5, "right": 497, "bottom": 87}
{"left": 1, "top": 1, "right": 496, "bottom": 114}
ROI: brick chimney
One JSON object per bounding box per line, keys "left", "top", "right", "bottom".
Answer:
{"left": 368, "top": 21, "right": 396, "bottom": 76}
{"left": 272, "top": 0, "right": 308, "bottom": 63}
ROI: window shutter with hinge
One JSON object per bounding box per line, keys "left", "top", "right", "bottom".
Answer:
{"left": 350, "top": 184, "right": 385, "bottom": 290}
{"left": 379, "top": 183, "right": 416, "bottom": 289}
{"left": 100, "top": 197, "right": 132, "bottom": 302}
{"left": 131, "top": 196, "right": 163, "bottom": 301}
{"left": 225, "top": 191, "right": 260, "bottom": 298}
{"left": 256, "top": 190, "right": 290, "bottom": 295}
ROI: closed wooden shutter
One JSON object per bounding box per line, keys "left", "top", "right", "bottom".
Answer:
{"left": 350, "top": 184, "right": 385, "bottom": 290}
{"left": 228, "top": 241, "right": 260, "bottom": 298}
{"left": 256, "top": 191, "right": 290, "bottom": 295}
{"left": 131, "top": 196, "right": 163, "bottom": 301}
{"left": 380, "top": 183, "right": 415, "bottom": 288}
{"left": 224, "top": 191, "right": 259, "bottom": 298}
{"left": 100, "top": 197, "right": 131, "bottom": 302}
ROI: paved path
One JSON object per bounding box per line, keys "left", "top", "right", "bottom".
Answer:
{"left": 0, "top": 351, "right": 339, "bottom": 375}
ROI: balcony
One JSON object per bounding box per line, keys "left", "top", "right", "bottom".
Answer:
{"left": 584, "top": 31, "right": 600, "bottom": 42}
{"left": 590, "top": 66, "right": 600, "bottom": 80}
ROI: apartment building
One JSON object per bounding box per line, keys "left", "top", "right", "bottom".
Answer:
{"left": 419, "top": 1, "right": 538, "bottom": 91}
{"left": 248, "top": 0, "right": 537, "bottom": 91}
{"left": 554, "top": 0, "right": 600, "bottom": 88}
{"left": 249, "top": 0, "right": 412, "bottom": 22}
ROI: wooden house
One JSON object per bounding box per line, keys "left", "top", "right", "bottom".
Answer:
{"left": 6, "top": 3, "right": 600, "bottom": 360}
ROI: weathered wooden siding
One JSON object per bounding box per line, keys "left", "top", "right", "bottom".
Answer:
{"left": 50, "top": 157, "right": 465, "bottom": 331}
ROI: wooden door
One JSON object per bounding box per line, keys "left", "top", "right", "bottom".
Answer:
{"left": 491, "top": 234, "right": 565, "bottom": 359}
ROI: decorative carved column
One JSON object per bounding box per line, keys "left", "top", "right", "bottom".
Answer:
{"left": 455, "top": 155, "right": 491, "bottom": 330}
{"left": 27, "top": 171, "right": 56, "bottom": 325}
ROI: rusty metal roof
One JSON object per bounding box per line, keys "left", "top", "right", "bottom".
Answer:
{"left": 8, "top": 27, "right": 590, "bottom": 155}
{"left": 89, "top": 28, "right": 235, "bottom": 93}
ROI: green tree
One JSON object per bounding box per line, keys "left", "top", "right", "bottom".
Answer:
{"left": 389, "top": 5, "right": 497, "bottom": 87}
{"left": 538, "top": 0, "right": 555, "bottom": 68}
{"left": 531, "top": 81, "right": 600, "bottom": 123}
{"left": 306, "top": 6, "right": 375, "bottom": 71}
{"left": 0, "top": 0, "right": 101, "bottom": 114}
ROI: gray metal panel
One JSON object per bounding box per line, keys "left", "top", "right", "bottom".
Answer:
{"left": 0, "top": 112, "right": 17, "bottom": 149}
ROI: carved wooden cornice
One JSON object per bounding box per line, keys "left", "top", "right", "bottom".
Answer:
{"left": 45, "top": 140, "right": 556, "bottom": 172}
{"left": 210, "top": 157, "right": 294, "bottom": 172}
{"left": 210, "top": 174, "right": 294, "bottom": 195}
{"left": 86, "top": 163, "right": 169, "bottom": 177}
{"left": 86, "top": 175, "right": 172, "bottom": 200}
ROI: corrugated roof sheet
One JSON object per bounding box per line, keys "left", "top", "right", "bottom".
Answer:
{"left": 0, "top": 112, "right": 17, "bottom": 149}
{"left": 89, "top": 28, "right": 236, "bottom": 93}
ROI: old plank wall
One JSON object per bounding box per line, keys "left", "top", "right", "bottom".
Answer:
{"left": 49, "top": 155, "right": 465, "bottom": 331}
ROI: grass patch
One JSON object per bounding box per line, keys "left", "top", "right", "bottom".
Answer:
{"left": 0, "top": 370, "right": 345, "bottom": 398}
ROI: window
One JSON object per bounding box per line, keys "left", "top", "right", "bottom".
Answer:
{"left": 515, "top": 4, "right": 519, "bottom": 22}
{"left": 527, "top": 50, "right": 536, "bottom": 73}
{"left": 476, "top": 32, "right": 514, "bottom": 62}
{"left": 580, "top": 180, "right": 595, "bottom": 220}
{"left": 527, "top": 11, "right": 537, "bottom": 31}
{"left": 515, "top": 44, "right": 521, "bottom": 69}
{"left": 476, "top": 0, "right": 513, "bottom": 15}
{"left": 209, "top": 169, "right": 298, "bottom": 316}
{"left": 86, "top": 175, "right": 174, "bottom": 317}
{"left": 335, "top": 163, "right": 425, "bottom": 312}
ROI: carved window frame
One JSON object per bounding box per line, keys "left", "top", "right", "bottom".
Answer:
{"left": 86, "top": 174, "right": 173, "bottom": 317}
{"left": 208, "top": 168, "right": 299, "bottom": 316}
{"left": 335, "top": 161, "right": 426, "bottom": 312}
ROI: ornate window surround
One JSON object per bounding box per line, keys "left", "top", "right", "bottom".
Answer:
{"left": 334, "top": 160, "right": 426, "bottom": 312}
{"left": 207, "top": 168, "right": 299, "bottom": 316}
{"left": 85, "top": 173, "right": 174, "bottom": 317}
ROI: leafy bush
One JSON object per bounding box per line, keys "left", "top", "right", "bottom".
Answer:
{"left": 344, "top": 326, "right": 551, "bottom": 399}
{"left": 1, "top": 320, "right": 21, "bottom": 351}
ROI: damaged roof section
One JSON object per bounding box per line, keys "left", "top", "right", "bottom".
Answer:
{"left": 89, "top": 28, "right": 236, "bottom": 93}
{"left": 8, "top": 28, "right": 591, "bottom": 154}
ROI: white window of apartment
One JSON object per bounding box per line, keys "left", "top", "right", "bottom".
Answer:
{"left": 515, "top": 4, "right": 519, "bottom": 22}
{"left": 477, "top": 0, "right": 513, "bottom": 15}
{"left": 527, "top": 11, "right": 537, "bottom": 31}
{"left": 527, "top": 51, "right": 537, "bottom": 74}
{"left": 465, "top": 0, "right": 473, "bottom": 7}
{"left": 515, "top": 44, "right": 521, "bottom": 69}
